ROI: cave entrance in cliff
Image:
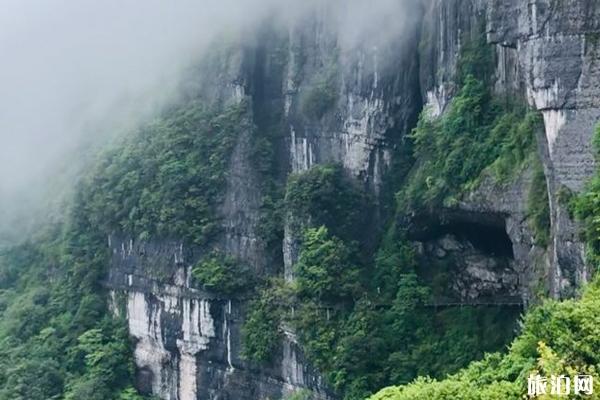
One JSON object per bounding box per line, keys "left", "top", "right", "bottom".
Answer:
{"left": 407, "top": 211, "right": 523, "bottom": 370}
{"left": 408, "top": 210, "right": 520, "bottom": 306}
{"left": 409, "top": 211, "right": 514, "bottom": 259}
{"left": 422, "top": 220, "right": 514, "bottom": 259}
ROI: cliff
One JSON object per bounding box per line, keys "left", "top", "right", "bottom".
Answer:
{"left": 103, "top": 1, "right": 600, "bottom": 399}
{"left": 421, "top": 0, "right": 597, "bottom": 300}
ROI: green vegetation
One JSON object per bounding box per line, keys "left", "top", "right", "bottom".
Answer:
{"left": 403, "top": 26, "right": 542, "bottom": 210}
{"left": 243, "top": 156, "right": 519, "bottom": 399}
{"left": 243, "top": 224, "right": 519, "bottom": 399}
{"left": 404, "top": 77, "right": 541, "bottom": 209}
{"left": 0, "top": 18, "right": 574, "bottom": 400}
{"left": 295, "top": 227, "right": 361, "bottom": 303}
{"left": 369, "top": 95, "right": 600, "bottom": 400}
{"left": 361, "top": 33, "right": 551, "bottom": 400}
{"left": 585, "top": 32, "right": 600, "bottom": 55}
{"left": 557, "top": 184, "right": 576, "bottom": 209}
{"left": 369, "top": 279, "right": 600, "bottom": 400}
{"left": 241, "top": 279, "right": 291, "bottom": 363}
{"left": 242, "top": 28, "right": 550, "bottom": 400}
{"left": 300, "top": 61, "right": 339, "bottom": 120}
{"left": 0, "top": 96, "right": 248, "bottom": 398}
{"left": 84, "top": 100, "right": 248, "bottom": 245}
{"left": 191, "top": 251, "right": 253, "bottom": 296}
{"left": 527, "top": 159, "right": 551, "bottom": 247}
{"left": 574, "top": 124, "right": 600, "bottom": 268}
{"left": 285, "top": 164, "right": 371, "bottom": 243}
{"left": 0, "top": 218, "right": 139, "bottom": 399}
{"left": 284, "top": 389, "right": 313, "bottom": 400}
{"left": 243, "top": 163, "right": 370, "bottom": 368}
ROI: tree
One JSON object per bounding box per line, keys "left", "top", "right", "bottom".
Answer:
{"left": 295, "top": 226, "right": 361, "bottom": 303}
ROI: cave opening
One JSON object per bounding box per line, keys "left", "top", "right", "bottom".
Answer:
{"left": 410, "top": 211, "right": 522, "bottom": 306}
{"left": 406, "top": 212, "right": 523, "bottom": 380}
{"left": 409, "top": 212, "right": 514, "bottom": 260}
{"left": 432, "top": 221, "right": 514, "bottom": 259}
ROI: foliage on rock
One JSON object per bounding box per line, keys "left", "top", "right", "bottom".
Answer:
{"left": 84, "top": 100, "right": 248, "bottom": 245}
{"left": 574, "top": 124, "right": 600, "bottom": 268}
{"left": 191, "top": 250, "right": 253, "bottom": 296}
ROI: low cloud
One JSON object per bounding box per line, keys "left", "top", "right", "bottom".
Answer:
{"left": 0, "top": 0, "right": 421, "bottom": 241}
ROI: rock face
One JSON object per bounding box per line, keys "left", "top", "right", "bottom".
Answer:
{"left": 486, "top": 0, "right": 598, "bottom": 298}
{"left": 420, "top": 0, "right": 600, "bottom": 298}
{"left": 104, "top": 1, "right": 600, "bottom": 398}
{"left": 106, "top": 5, "right": 425, "bottom": 398}
{"left": 417, "top": 231, "right": 520, "bottom": 302}
{"left": 279, "top": 4, "right": 423, "bottom": 277}
{"left": 108, "top": 236, "right": 333, "bottom": 400}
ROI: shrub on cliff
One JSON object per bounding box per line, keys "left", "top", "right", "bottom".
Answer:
{"left": 284, "top": 164, "right": 372, "bottom": 244}
{"left": 294, "top": 226, "right": 362, "bottom": 303}
{"left": 191, "top": 250, "right": 253, "bottom": 295}
{"left": 574, "top": 124, "right": 600, "bottom": 268}
{"left": 300, "top": 63, "right": 339, "bottom": 120}
{"left": 403, "top": 75, "right": 541, "bottom": 210}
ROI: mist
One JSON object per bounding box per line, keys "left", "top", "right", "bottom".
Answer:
{"left": 0, "top": 0, "right": 419, "bottom": 243}
{"left": 0, "top": 0, "right": 256, "bottom": 197}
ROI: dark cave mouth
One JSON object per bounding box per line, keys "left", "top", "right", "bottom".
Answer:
{"left": 409, "top": 211, "right": 521, "bottom": 305}
{"left": 430, "top": 221, "right": 513, "bottom": 258}
{"left": 408, "top": 212, "right": 514, "bottom": 259}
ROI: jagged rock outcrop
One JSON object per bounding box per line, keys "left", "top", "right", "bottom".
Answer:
{"left": 416, "top": 231, "right": 520, "bottom": 302}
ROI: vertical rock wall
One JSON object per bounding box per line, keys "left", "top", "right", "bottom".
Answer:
{"left": 487, "top": 0, "right": 600, "bottom": 297}
{"left": 105, "top": 1, "right": 600, "bottom": 398}
{"left": 420, "top": 0, "right": 600, "bottom": 298}
{"left": 108, "top": 236, "right": 332, "bottom": 400}
{"left": 281, "top": 5, "right": 423, "bottom": 276}
{"left": 105, "top": 6, "right": 424, "bottom": 398}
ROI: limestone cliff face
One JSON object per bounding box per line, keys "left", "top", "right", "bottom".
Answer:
{"left": 488, "top": 0, "right": 599, "bottom": 297}
{"left": 106, "top": 7, "right": 423, "bottom": 398}
{"left": 105, "top": 1, "right": 600, "bottom": 398}
{"left": 278, "top": 6, "right": 423, "bottom": 277}
{"left": 107, "top": 236, "right": 331, "bottom": 400}
{"left": 420, "top": 0, "right": 600, "bottom": 298}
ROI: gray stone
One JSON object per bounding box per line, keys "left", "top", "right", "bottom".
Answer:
{"left": 104, "top": 1, "right": 600, "bottom": 398}
{"left": 420, "top": 0, "right": 598, "bottom": 298}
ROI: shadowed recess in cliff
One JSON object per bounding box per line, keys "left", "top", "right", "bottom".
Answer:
{"left": 411, "top": 215, "right": 522, "bottom": 308}
{"left": 408, "top": 212, "right": 514, "bottom": 258}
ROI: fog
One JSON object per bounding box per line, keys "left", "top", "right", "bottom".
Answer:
{"left": 0, "top": 0, "right": 261, "bottom": 198}
{"left": 0, "top": 0, "right": 419, "bottom": 242}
